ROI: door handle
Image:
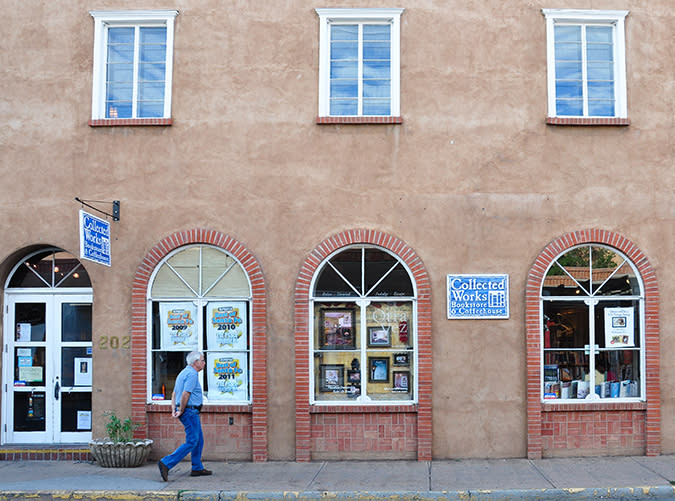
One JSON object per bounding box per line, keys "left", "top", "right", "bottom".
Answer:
{"left": 54, "top": 379, "right": 60, "bottom": 400}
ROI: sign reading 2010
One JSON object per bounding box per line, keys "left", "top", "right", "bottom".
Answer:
{"left": 447, "top": 274, "right": 509, "bottom": 319}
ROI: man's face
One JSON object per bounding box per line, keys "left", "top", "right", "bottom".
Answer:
{"left": 194, "top": 356, "right": 206, "bottom": 372}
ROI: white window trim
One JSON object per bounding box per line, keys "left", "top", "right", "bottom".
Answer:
{"left": 308, "top": 245, "right": 418, "bottom": 406}
{"left": 316, "top": 8, "right": 403, "bottom": 118}
{"left": 538, "top": 245, "right": 645, "bottom": 404}
{"left": 90, "top": 10, "right": 178, "bottom": 121}
{"left": 145, "top": 244, "right": 253, "bottom": 406}
{"left": 542, "top": 9, "right": 628, "bottom": 119}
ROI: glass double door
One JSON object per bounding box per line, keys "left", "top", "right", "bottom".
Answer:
{"left": 3, "top": 293, "right": 93, "bottom": 444}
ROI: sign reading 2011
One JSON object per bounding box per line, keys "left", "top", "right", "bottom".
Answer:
{"left": 447, "top": 274, "right": 509, "bottom": 319}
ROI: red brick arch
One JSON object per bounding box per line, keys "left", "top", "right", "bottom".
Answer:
{"left": 131, "top": 229, "right": 267, "bottom": 461}
{"left": 294, "top": 229, "right": 432, "bottom": 461}
{"left": 526, "top": 229, "right": 660, "bottom": 458}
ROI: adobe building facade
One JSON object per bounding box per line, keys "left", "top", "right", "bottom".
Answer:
{"left": 0, "top": 1, "right": 672, "bottom": 462}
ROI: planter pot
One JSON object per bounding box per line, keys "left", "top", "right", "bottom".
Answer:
{"left": 89, "top": 438, "right": 153, "bottom": 467}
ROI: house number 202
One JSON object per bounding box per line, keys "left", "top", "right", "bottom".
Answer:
{"left": 99, "top": 335, "right": 130, "bottom": 349}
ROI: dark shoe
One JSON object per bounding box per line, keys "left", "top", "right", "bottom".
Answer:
{"left": 158, "top": 460, "right": 169, "bottom": 481}
{"left": 190, "top": 468, "right": 212, "bottom": 476}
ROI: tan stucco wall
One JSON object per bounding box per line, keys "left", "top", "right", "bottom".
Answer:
{"left": 0, "top": 1, "right": 672, "bottom": 459}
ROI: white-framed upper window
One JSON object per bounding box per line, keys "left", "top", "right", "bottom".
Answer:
{"left": 147, "top": 245, "right": 252, "bottom": 405}
{"left": 543, "top": 9, "right": 628, "bottom": 119}
{"left": 90, "top": 10, "right": 178, "bottom": 120}
{"left": 316, "top": 8, "right": 403, "bottom": 118}
{"left": 540, "top": 244, "right": 644, "bottom": 402}
{"left": 310, "top": 245, "right": 417, "bottom": 405}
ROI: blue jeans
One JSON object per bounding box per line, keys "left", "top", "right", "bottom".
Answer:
{"left": 160, "top": 408, "right": 204, "bottom": 471}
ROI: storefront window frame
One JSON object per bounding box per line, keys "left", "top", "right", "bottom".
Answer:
{"left": 145, "top": 244, "right": 253, "bottom": 406}
{"left": 309, "top": 244, "right": 418, "bottom": 406}
{"left": 539, "top": 243, "right": 645, "bottom": 404}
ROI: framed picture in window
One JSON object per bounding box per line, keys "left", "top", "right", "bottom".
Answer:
{"left": 368, "top": 357, "right": 389, "bottom": 382}
{"left": 320, "top": 308, "right": 356, "bottom": 349}
{"left": 393, "top": 353, "right": 410, "bottom": 366}
{"left": 347, "top": 369, "right": 361, "bottom": 383}
{"left": 368, "top": 326, "right": 391, "bottom": 347}
{"left": 393, "top": 371, "right": 410, "bottom": 392}
{"left": 319, "top": 364, "right": 345, "bottom": 392}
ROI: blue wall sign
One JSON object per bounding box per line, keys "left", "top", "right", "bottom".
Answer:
{"left": 79, "top": 210, "right": 111, "bottom": 267}
{"left": 447, "top": 274, "right": 509, "bottom": 319}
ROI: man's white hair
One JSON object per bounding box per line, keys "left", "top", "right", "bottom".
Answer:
{"left": 186, "top": 351, "right": 203, "bottom": 366}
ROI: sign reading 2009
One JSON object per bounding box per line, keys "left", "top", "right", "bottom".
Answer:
{"left": 447, "top": 274, "right": 509, "bottom": 319}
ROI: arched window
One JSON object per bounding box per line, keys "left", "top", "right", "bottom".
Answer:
{"left": 541, "top": 244, "right": 644, "bottom": 401}
{"left": 310, "top": 245, "right": 416, "bottom": 403}
{"left": 147, "top": 245, "right": 251, "bottom": 404}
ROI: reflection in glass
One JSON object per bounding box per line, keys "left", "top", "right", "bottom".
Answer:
{"left": 61, "top": 392, "right": 92, "bottom": 432}
{"left": 14, "top": 391, "right": 46, "bottom": 431}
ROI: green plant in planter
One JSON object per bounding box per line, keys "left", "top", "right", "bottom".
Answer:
{"left": 103, "top": 411, "right": 140, "bottom": 443}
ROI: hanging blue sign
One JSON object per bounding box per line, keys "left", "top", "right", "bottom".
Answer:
{"left": 447, "top": 274, "right": 509, "bottom": 319}
{"left": 79, "top": 209, "right": 111, "bottom": 267}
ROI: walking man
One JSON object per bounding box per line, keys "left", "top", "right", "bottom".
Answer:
{"left": 158, "top": 351, "right": 212, "bottom": 481}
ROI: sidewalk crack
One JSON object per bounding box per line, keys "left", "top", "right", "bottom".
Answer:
{"left": 528, "top": 459, "right": 556, "bottom": 488}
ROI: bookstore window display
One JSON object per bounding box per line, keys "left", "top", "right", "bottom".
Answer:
{"left": 147, "top": 245, "right": 252, "bottom": 404}
{"left": 311, "top": 246, "right": 416, "bottom": 403}
{"left": 541, "top": 245, "right": 643, "bottom": 401}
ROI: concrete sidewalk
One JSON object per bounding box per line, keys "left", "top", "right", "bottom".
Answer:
{"left": 1, "top": 455, "right": 675, "bottom": 500}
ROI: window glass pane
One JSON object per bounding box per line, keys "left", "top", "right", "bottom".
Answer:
{"left": 61, "top": 303, "right": 92, "bottom": 342}
{"left": 555, "top": 81, "right": 582, "bottom": 99}
{"left": 554, "top": 42, "right": 581, "bottom": 61}
{"left": 331, "top": 42, "right": 358, "bottom": 60}
{"left": 330, "top": 100, "right": 358, "bottom": 116}
{"left": 61, "top": 347, "right": 91, "bottom": 386}
{"left": 314, "top": 264, "right": 358, "bottom": 297}
{"left": 543, "top": 351, "right": 589, "bottom": 399}
{"left": 363, "top": 25, "right": 390, "bottom": 41}
{"left": 314, "top": 353, "right": 355, "bottom": 401}
{"left": 151, "top": 351, "right": 186, "bottom": 400}
{"left": 366, "top": 302, "right": 412, "bottom": 349}
{"left": 586, "top": 26, "right": 612, "bottom": 43}
{"left": 555, "top": 99, "right": 582, "bottom": 116}
{"left": 14, "top": 346, "right": 45, "bottom": 384}
{"left": 108, "top": 27, "right": 134, "bottom": 45}
{"left": 555, "top": 61, "right": 582, "bottom": 81}
{"left": 328, "top": 249, "right": 362, "bottom": 294}
{"left": 331, "top": 25, "right": 358, "bottom": 41}
{"left": 588, "top": 101, "right": 614, "bottom": 117}
{"left": 106, "top": 63, "right": 133, "bottom": 83}
{"left": 587, "top": 62, "right": 613, "bottom": 81}
{"left": 140, "top": 26, "right": 166, "bottom": 44}
{"left": 595, "top": 350, "right": 640, "bottom": 397}
{"left": 139, "top": 64, "right": 166, "bottom": 83}
{"left": 9, "top": 252, "right": 53, "bottom": 288}
{"left": 14, "top": 391, "right": 46, "bottom": 431}
{"left": 330, "top": 61, "right": 358, "bottom": 79}
{"left": 366, "top": 352, "right": 412, "bottom": 401}
{"left": 61, "top": 392, "right": 92, "bottom": 431}
{"left": 363, "top": 81, "right": 390, "bottom": 98}
{"left": 107, "top": 102, "right": 132, "bottom": 119}
{"left": 151, "top": 264, "right": 195, "bottom": 297}
{"left": 588, "top": 80, "right": 613, "bottom": 99}
{"left": 315, "top": 304, "right": 359, "bottom": 351}
{"left": 543, "top": 301, "right": 589, "bottom": 349}
{"left": 15, "top": 303, "right": 46, "bottom": 342}
{"left": 364, "top": 249, "right": 411, "bottom": 296}
{"left": 363, "top": 60, "right": 390, "bottom": 80}
{"left": 586, "top": 43, "right": 613, "bottom": 62}
{"left": 138, "top": 102, "right": 164, "bottom": 118}
{"left": 330, "top": 80, "right": 358, "bottom": 98}
{"left": 57, "top": 264, "right": 91, "bottom": 288}
{"left": 167, "top": 247, "right": 200, "bottom": 293}
{"left": 595, "top": 300, "right": 640, "bottom": 349}
{"left": 363, "top": 42, "right": 390, "bottom": 60}
{"left": 554, "top": 25, "right": 581, "bottom": 43}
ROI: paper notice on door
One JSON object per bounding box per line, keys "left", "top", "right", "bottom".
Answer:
{"left": 77, "top": 410, "right": 92, "bottom": 430}
{"left": 16, "top": 323, "right": 31, "bottom": 342}
{"left": 19, "top": 366, "right": 43, "bottom": 383}
{"left": 74, "top": 358, "right": 92, "bottom": 386}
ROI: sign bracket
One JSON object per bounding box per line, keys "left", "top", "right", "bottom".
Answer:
{"left": 74, "top": 197, "right": 120, "bottom": 221}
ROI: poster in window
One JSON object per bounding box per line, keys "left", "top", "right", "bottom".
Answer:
{"left": 206, "top": 302, "right": 247, "bottom": 351}
{"left": 160, "top": 303, "right": 199, "bottom": 351}
{"left": 74, "top": 357, "right": 92, "bottom": 386}
{"left": 604, "top": 307, "right": 634, "bottom": 347}
{"left": 206, "top": 352, "right": 248, "bottom": 401}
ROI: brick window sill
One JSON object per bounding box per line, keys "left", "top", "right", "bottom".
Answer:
{"left": 316, "top": 116, "right": 402, "bottom": 125}
{"left": 310, "top": 404, "right": 417, "bottom": 413}
{"left": 146, "top": 403, "right": 251, "bottom": 413}
{"left": 546, "top": 117, "right": 630, "bottom": 126}
{"left": 542, "top": 401, "right": 646, "bottom": 412}
{"left": 89, "top": 118, "right": 173, "bottom": 127}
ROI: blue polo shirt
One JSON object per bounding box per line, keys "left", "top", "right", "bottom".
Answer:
{"left": 173, "top": 365, "right": 203, "bottom": 407}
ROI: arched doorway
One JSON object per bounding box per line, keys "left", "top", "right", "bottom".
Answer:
{"left": 2, "top": 248, "right": 93, "bottom": 444}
